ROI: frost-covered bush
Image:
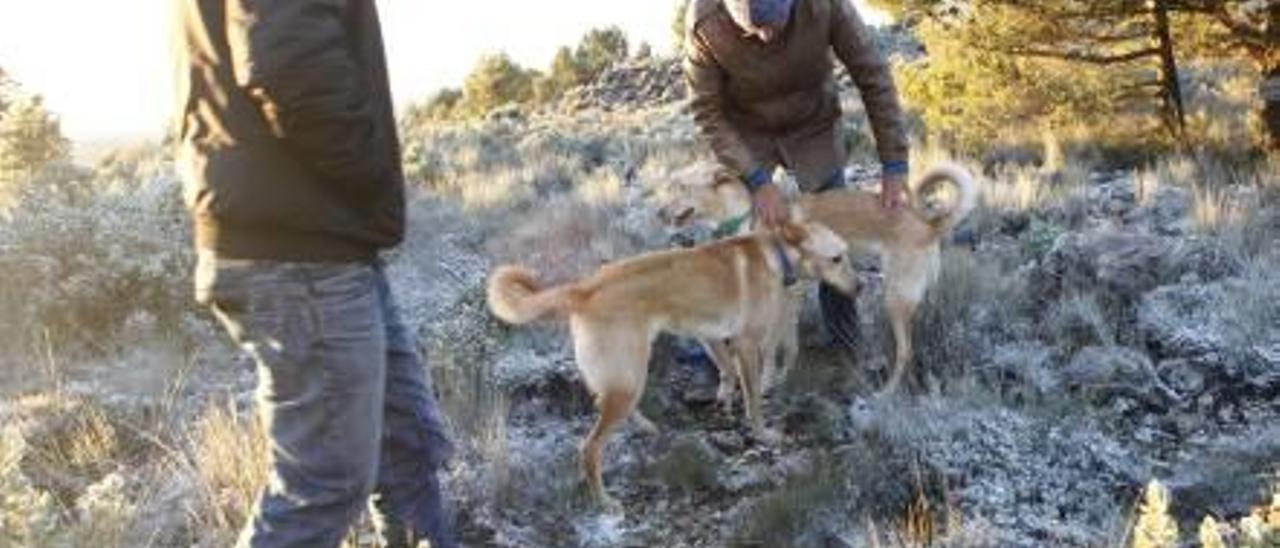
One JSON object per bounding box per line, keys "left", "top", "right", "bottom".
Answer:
{"left": 0, "top": 426, "right": 60, "bottom": 546}
{"left": 0, "top": 153, "right": 197, "bottom": 356}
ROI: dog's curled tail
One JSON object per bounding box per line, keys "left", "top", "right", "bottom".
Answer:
{"left": 487, "top": 265, "right": 580, "bottom": 324}
{"left": 916, "top": 162, "right": 980, "bottom": 235}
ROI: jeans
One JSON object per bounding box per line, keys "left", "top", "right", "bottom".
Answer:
{"left": 195, "top": 252, "right": 457, "bottom": 548}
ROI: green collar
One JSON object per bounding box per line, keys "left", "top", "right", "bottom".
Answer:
{"left": 712, "top": 213, "right": 752, "bottom": 239}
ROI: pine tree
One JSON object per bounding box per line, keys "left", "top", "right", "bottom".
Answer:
{"left": 0, "top": 94, "right": 70, "bottom": 194}
{"left": 574, "top": 26, "right": 629, "bottom": 83}
{"left": 460, "top": 53, "right": 538, "bottom": 117}
{"left": 873, "top": 0, "right": 1277, "bottom": 149}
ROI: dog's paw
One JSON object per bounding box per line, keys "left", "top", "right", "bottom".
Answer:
{"left": 715, "top": 384, "right": 737, "bottom": 413}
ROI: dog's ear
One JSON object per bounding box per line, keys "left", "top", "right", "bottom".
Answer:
{"left": 778, "top": 221, "right": 808, "bottom": 246}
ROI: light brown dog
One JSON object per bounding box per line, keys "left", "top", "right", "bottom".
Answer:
{"left": 658, "top": 162, "right": 979, "bottom": 394}
{"left": 487, "top": 220, "right": 856, "bottom": 509}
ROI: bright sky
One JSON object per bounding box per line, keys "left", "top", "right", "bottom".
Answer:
{"left": 0, "top": 1, "right": 887, "bottom": 149}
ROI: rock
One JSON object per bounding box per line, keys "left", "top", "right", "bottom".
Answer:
{"left": 1157, "top": 358, "right": 1208, "bottom": 398}
{"left": 1094, "top": 235, "right": 1170, "bottom": 299}
{"left": 1149, "top": 186, "right": 1193, "bottom": 236}
{"left": 1168, "top": 237, "right": 1244, "bottom": 282}
{"left": 556, "top": 58, "right": 685, "bottom": 114}
{"left": 707, "top": 430, "right": 746, "bottom": 454}
{"left": 1086, "top": 176, "right": 1138, "bottom": 218}
{"left": 848, "top": 398, "right": 1150, "bottom": 547}
{"left": 1166, "top": 424, "right": 1280, "bottom": 524}
{"left": 1062, "top": 346, "right": 1177, "bottom": 407}
{"left": 1138, "top": 277, "right": 1280, "bottom": 408}
{"left": 1245, "top": 342, "right": 1280, "bottom": 392}
{"left": 1139, "top": 283, "right": 1234, "bottom": 359}
{"left": 1033, "top": 229, "right": 1172, "bottom": 303}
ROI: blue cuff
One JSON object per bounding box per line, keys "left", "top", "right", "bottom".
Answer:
{"left": 743, "top": 167, "right": 771, "bottom": 192}
{"left": 813, "top": 169, "right": 847, "bottom": 193}
{"left": 882, "top": 160, "right": 910, "bottom": 177}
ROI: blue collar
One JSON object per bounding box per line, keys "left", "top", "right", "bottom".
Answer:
{"left": 772, "top": 239, "right": 798, "bottom": 287}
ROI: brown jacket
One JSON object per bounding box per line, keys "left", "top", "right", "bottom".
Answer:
{"left": 174, "top": 0, "right": 404, "bottom": 261}
{"left": 684, "top": 0, "right": 909, "bottom": 178}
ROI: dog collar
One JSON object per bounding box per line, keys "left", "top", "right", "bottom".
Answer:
{"left": 712, "top": 213, "right": 752, "bottom": 239}
{"left": 772, "top": 239, "right": 798, "bottom": 287}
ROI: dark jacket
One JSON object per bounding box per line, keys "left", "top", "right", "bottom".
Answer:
{"left": 174, "top": 0, "right": 404, "bottom": 261}
{"left": 684, "top": 0, "right": 909, "bottom": 177}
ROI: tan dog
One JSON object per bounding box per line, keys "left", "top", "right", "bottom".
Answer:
{"left": 487, "top": 220, "right": 857, "bottom": 509}
{"left": 658, "top": 162, "right": 980, "bottom": 394}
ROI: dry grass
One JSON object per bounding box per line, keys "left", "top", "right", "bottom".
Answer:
{"left": 983, "top": 162, "right": 1090, "bottom": 212}
{"left": 21, "top": 397, "right": 151, "bottom": 508}
{"left": 184, "top": 396, "right": 269, "bottom": 542}
{"left": 1191, "top": 184, "right": 1246, "bottom": 233}
{"left": 1134, "top": 168, "right": 1160, "bottom": 208}
{"left": 0, "top": 393, "right": 177, "bottom": 547}
{"left": 575, "top": 167, "right": 626, "bottom": 207}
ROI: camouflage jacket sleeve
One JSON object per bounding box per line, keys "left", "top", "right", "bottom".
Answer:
{"left": 830, "top": 0, "right": 910, "bottom": 168}
{"left": 683, "top": 31, "right": 759, "bottom": 179}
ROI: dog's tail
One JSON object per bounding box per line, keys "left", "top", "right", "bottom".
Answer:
{"left": 915, "top": 162, "right": 980, "bottom": 235}
{"left": 487, "top": 265, "right": 581, "bottom": 324}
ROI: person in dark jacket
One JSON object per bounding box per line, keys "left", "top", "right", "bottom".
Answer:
{"left": 684, "top": 0, "right": 911, "bottom": 355}
{"left": 173, "top": 1, "right": 457, "bottom": 546}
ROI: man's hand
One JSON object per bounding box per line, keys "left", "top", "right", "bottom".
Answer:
{"left": 752, "top": 183, "right": 789, "bottom": 228}
{"left": 880, "top": 174, "right": 909, "bottom": 211}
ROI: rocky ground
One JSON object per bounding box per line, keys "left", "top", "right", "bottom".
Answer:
{"left": 1, "top": 57, "right": 1276, "bottom": 547}
{"left": 425, "top": 153, "right": 1279, "bottom": 547}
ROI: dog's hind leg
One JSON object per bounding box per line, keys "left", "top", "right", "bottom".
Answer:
{"left": 881, "top": 253, "right": 927, "bottom": 394}
{"left": 883, "top": 295, "right": 915, "bottom": 394}
{"left": 581, "top": 388, "right": 639, "bottom": 513}
{"left": 573, "top": 320, "right": 649, "bottom": 512}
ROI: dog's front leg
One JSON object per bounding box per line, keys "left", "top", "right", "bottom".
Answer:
{"left": 702, "top": 338, "right": 739, "bottom": 412}
{"left": 763, "top": 295, "right": 802, "bottom": 392}
{"left": 732, "top": 337, "right": 782, "bottom": 445}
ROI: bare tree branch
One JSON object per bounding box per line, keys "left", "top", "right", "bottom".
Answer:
{"left": 1001, "top": 46, "right": 1163, "bottom": 65}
